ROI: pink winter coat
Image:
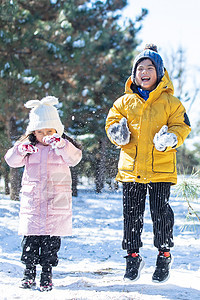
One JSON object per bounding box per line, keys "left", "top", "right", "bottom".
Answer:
{"left": 4, "top": 140, "right": 82, "bottom": 236}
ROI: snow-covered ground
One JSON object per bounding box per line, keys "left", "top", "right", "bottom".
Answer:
{"left": 0, "top": 186, "right": 200, "bottom": 300}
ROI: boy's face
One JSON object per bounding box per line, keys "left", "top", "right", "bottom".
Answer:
{"left": 34, "top": 128, "right": 56, "bottom": 145}
{"left": 135, "top": 59, "right": 157, "bottom": 91}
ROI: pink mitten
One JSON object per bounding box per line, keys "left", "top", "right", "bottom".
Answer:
{"left": 43, "top": 133, "right": 65, "bottom": 149}
{"left": 18, "top": 142, "right": 38, "bottom": 154}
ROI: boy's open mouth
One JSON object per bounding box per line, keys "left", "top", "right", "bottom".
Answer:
{"left": 141, "top": 77, "right": 150, "bottom": 81}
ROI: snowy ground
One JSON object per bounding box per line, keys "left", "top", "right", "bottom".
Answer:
{"left": 0, "top": 186, "right": 200, "bottom": 300}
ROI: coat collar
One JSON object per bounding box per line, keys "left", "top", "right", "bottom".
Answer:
{"left": 124, "top": 69, "right": 174, "bottom": 101}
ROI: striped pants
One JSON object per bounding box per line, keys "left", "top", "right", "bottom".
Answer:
{"left": 122, "top": 182, "right": 174, "bottom": 251}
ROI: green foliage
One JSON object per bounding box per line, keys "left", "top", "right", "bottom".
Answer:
{"left": 175, "top": 172, "right": 200, "bottom": 227}
{"left": 176, "top": 144, "right": 199, "bottom": 175}
{"left": 0, "top": 0, "right": 148, "bottom": 193}
{"left": 188, "top": 120, "right": 200, "bottom": 168}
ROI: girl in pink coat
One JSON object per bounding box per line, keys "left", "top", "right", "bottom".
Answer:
{"left": 5, "top": 96, "right": 82, "bottom": 291}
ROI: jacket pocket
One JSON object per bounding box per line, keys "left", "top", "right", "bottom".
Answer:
{"left": 20, "top": 184, "right": 38, "bottom": 209}
{"left": 50, "top": 186, "right": 72, "bottom": 210}
{"left": 118, "top": 146, "right": 137, "bottom": 171}
{"left": 152, "top": 147, "right": 176, "bottom": 173}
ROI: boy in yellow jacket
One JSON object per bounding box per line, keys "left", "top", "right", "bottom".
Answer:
{"left": 105, "top": 44, "right": 191, "bottom": 283}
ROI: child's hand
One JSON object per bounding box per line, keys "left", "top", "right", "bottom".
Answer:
{"left": 153, "top": 125, "right": 177, "bottom": 151}
{"left": 18, "top": 142, "right": 39, "bottom": 154}
{"left": 107, "top": 117, "right": 131, "bottom": 146}
{"left": 43, "top": 133, "right": 65, "bottom": 149}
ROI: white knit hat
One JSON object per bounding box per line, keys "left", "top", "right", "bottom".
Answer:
{"left": 25, "top": 96, "right": 64, "bottom": 136}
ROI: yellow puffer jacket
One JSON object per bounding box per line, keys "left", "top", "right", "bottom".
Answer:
{"left": 105, "top": 70, "right": 191, "bottom": 184}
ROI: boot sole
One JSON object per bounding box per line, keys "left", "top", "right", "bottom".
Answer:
{"left": 40, "top": 286, "right": 53, "bottom": 292}
{"left": 124, "top": 258, "right": 145, "bottom": 282}
{"left": 20, "top": 282, "right": 36, "bottom": 289}
{"left": 152, "top": 273, "right": 170, "bottom": 283}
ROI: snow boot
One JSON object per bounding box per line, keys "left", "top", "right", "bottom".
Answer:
{"left": 152, "top": 251, "right": 172, "bottom": 283}
{"left": 124, "top": 253, "right": 145, "bottom": 281}
{"left": 20, "top": 265, "right": 36, "bottom": 289}
{"left": 40, "top": 266, "right": 53, "bottom": 292}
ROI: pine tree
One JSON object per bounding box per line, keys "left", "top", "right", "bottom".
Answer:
{"left": 59, "top": 1, "right": 148, "bottom": 192}
{"left": 0, "top": 0, "right": 67, "bottom": 199}
{"left": 0, "top": 0, "right": 147, "bottom": 197}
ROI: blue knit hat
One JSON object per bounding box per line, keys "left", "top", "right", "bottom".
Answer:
{"left": 131, "top": 44, "right": 164, "bottom": 83}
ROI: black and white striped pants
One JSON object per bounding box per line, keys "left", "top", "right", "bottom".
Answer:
{"left": 122, "top": 182, "right": 174, "bottom": 251}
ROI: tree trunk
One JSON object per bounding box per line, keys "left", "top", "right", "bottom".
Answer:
{"left": 114, "top": 181, "right": 119, "bottom": 190}
{"left": 10, "top": 168, "right": 21, "bottom": 201}
{"left": 4, "top": 169, "right": 10, "bottom": 195}
{"left": 71, "top": 167, "right": 78, "bottom": 197}
{"left": 95, "top": 139, "right": 106, "bottom": 193}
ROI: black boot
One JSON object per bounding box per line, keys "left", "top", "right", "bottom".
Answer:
{"left": 20, "top": 265, "right": 36, "bottom": 289}
{"left": 40, "top": 266, "right": 53, "bottom": 292}
{"left": 152, "top": 252, "right": 172, "bottom": 283}
{"left": 124, "top": 254, "right": 145, "bottom": 281}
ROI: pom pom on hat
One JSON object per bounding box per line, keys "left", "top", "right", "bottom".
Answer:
{"left": 131, "top": 43, "right": 164, "bottom": 83}
{"left": 144, "top": 44, "right": 158, "bottom": 52}
{"left": 25, "top": 96, "right": 64, "bottom": 136}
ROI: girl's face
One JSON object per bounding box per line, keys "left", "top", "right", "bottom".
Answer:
{"left": 135, "top": 59, "right": 157, "bottom": 91}
{"left": 34, "top": 128, "right": 56, "bottom": 145}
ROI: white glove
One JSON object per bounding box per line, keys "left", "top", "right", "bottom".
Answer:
{"left": 107, "top": 117, "right": 131, "bottom": 146}
{"left": 43, "top": 133, "right": 65, "bottom": 149}
{"left": 153, "top": 125, "right": 177, "bottom": 151}
{"left": 18, "top": 142, "right": 39, "bottom": 154}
